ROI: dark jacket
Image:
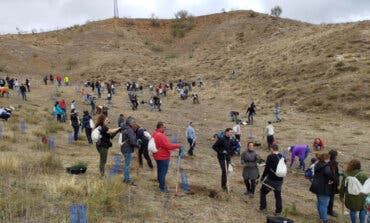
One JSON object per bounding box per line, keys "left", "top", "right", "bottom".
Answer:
{"left": 261, "top": 153, "right": 284, "bottom": 182}
{"left": 136, "top": 127, "right": 148, "bottom": 149}
{"left": 212, "top": 135, "right": 232, "bottom": 156}
{"left": 97, "top": 125, "right": 113, "bottom": 148}
{"left": 241, "top": 149, "right": 262, "bottom": 180}
{"left": 82, "top": 114, "right": 92, "bottom": 129}
{"left": 329, "top": 160, "right": 340, "bottom": 194}
{"left": 309, "top": 161, "right": 334, "bottom": 196}
{"left": 70, "top": 113, "right": 79, "bottom": 127}
{"left": 120, "top": 122, "right": 138, "bottom": 154}
{"left": 340, "top": 169, "right": 368, "bottom": 211}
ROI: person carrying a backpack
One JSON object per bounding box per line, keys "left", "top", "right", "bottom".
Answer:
{"left": 120, "top": 117, "right": 139, "bottom": 185}
{"left": 259, "top": 144, "right": 285, "bottom": 215}
{"left": 288, "top": 144, "right": 310, "bottom": 171}
{"left": 339, "top": 159, "right": 368, "bottom": 223}
{"left": 241, "top": 142, "right": 263, "bottom": 197}
{"left": 70, "top": 109, "right": 80, "bottom": 141}
{"left": 82, "top": 110, "right": 93, "bottom": 144}
{"left": 152, "top": 122, "right": 181, "bottom": 193}
{"left": 328, "top": 150, "right": 340, "bottom": 217}
{"left": 212, "top": 128, "right": 233, "bottom": 191}
{"left": 136, "top": 126, "right": 153, "bottom": 169}
{"left": 95, "top": 114, "right": 121, "bottom": 177}
{"left": 309, "top": 153, "right": 334, "bottom": 223}
{"left": 186, "top": 122, "right": 196, "bottom": 156}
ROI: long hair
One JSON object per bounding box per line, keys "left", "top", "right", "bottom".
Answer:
{"left": 346, "top": 159, "right": 361, "bottom": 173}
{"left": 95, "top": 114, "right": 106, "bottom": 128}
{"left": 316, "top": 153, "right": 330, "bottom": 162}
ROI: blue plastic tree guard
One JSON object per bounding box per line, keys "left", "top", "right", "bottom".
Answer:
{"left": 181, "top": 172, "right": 190, "bottom": 192}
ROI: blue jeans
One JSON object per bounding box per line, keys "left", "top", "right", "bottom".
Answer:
{"left": 275, "top": 113, "right": 281, "bottom": 122}
{"left": 299, "top": 148, "right": 310, "bottom": 170}
{"left": 156, "top": 159, "right": 170, "bottom": 191}
{"left": 317, "top": 195, "right": 330, "bottom": 221}
{"left": 123, "top": 153, "right": 133, "bottom": 182}
{"left": 350, "top": 209, "right": 366, "bottom": 223}
{"left": 73, "top": 125, "right": 79, "bottom": 140}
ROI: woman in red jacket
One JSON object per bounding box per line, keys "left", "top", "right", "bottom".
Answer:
{"left": 152, "top": 122, "right": 181, "bottom": 193}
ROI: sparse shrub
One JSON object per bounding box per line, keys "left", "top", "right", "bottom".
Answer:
{"left": 249, "top": 11, "right": 256, "bottom": 17}
{"left": 149, "top": 13, "right": 160, "bottom": 27}
{"left": 30, "top": 142, "right": 49, "bottom": 151}
{"left": 66, "top": 58, "right": 78, "bottom": 70}
{"left": 45, "top": 121, "right": 64, "bottom": 133}
{"left": 126, "top": 20, "right": 135, "bottom": 26}
{"left": 171, "top": 10, "right": 195, "bottom": 38}
{"left": 113, "top": 40, "right": 120, "bottom": 48}
{"left": 335, "top": 61, "right": 344, "bottom": 67}
{"left": 221, "top": 8, "right": 226, "bottom": 13}
{"left": 0, "top": 64, "right": 6, "bottom": 72}
{"left": 32, "top": 52, "right": 38, "bottom": 58}
{"left": 271, "top": 6, "right": 282, "bottom": 18}
{"left": 33, "top": 128, "right": 47, "bottom": 138}
{"left": 150, "top": 45, "right": 163, "bottom": 52}
{"left": 39, "top": 154, "right": 62, "bottom": 173}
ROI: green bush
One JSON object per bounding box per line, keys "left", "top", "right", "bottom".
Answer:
{"left": 171, "top": 10, "right": 195, "bottom": 38}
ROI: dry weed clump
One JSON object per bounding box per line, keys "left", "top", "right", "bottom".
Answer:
{"left": 0, "top": 154, "right": 19, "bottom": 174}
{"left": 86, "top": 178, "right": 129, "bottom": 220}
{"left": 38, "top": 154, "right": 63, "bottom": 174}
{"left": 32, "top": 127, "right": 47, "bottom": 138}
{"left": 45, "top": 121, "right": 65, "bottom": 133}
{"left": 29, "top": 141, "right": 49, "bottom": 151}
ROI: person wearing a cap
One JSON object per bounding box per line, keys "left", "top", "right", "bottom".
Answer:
{"left": 288, "top": 144, "right": 310, "bottom": 171}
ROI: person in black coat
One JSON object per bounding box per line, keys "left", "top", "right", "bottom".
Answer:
{"left": 327, "top": 150, "right": 340, "bottom": 217}
{"left": 309, "top": 153, "right": 334, "bottom": 223}
{"left": 136, "top": 126, "right": 153, "bottom": 169}
{"left": 259, "top": 144, "right": 284, "bottom": 215}
{"left": 212, "top": 128, "right": 233, "bottom": 191}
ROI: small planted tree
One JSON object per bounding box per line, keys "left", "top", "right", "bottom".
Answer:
{"left": 271, "top": 6, "right": 282, "bottom": 18}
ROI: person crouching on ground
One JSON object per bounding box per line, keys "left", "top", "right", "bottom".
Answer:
{"left": 152, "top": 122, "right": 181, "bottom": 193}
{"left": 288, "top": 144, "right": 310, "bottom": 171}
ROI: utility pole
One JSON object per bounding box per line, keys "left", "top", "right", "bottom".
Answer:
{"left": 114, "top": 0, "right": 119, "bottom": 18}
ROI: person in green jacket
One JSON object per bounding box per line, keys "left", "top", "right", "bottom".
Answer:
{"left": 340, "top": 159, "right": 368, "bottom": 223}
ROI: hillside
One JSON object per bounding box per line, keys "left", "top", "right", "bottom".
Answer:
{"left": 0, "top": 10, "right": 369, "bottom": 223}
{"left": 0, "top": 10, "right": 369, "bottom": 119}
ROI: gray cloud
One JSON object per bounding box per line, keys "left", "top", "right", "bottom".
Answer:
{"left": 0, "top": 0, "right": 369, "bottom": 34}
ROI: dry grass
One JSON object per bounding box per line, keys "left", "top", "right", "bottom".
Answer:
{"left": 0, "top": 154, "right": 19, "bottom": 174}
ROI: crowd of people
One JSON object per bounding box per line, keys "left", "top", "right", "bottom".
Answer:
{"left": 1, "top": 73, "right": 369, "bottom": 223}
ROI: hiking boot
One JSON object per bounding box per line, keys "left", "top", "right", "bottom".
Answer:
{"left": 160, "top": 188, "right": 170, "bottom": 193}
{"left": 273, "top": 212, "right": 281, "bottom": 216}
{"left": 257, "top": 208, "right": 267, "bottom": 214}
{"left": 328, "top": 211, "right": 338, "bottom": 217}
{"left": 243, "top": 191, "right": 250, "bottom": 196}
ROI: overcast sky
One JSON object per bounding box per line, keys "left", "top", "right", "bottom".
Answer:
{"left": 0, "top": 0, "right": 369, "bottom": 34}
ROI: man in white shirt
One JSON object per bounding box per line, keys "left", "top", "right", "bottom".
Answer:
{"left": 233, "top": 123, "right": 241, "bottom": 141}
{"left": 265, "top": 121, "right": 275, "bottom": 149}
